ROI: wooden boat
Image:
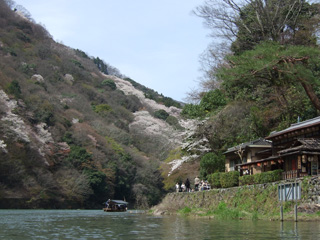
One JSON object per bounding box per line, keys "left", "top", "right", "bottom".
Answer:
{"left": 103, "top": 200, "right": 128, "bottom": 212}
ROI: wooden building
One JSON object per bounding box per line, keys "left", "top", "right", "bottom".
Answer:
{"left": 265, "top": 117, "right": 320, "bottom": 179}
{"left": 225, "top": 117, "right": 320, "bottom": 179}
{"left": 224, "top": 138, "right": 272, "bottom": 175}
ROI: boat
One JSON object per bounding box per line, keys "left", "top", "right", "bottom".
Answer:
{"left": 103, "top": 199, "right": 128, "bottom": 212}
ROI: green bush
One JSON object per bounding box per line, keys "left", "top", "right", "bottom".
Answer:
{"left": 66, "top": 145, "right": 92, "bottom": 169}
{"left": 92, "top": 104, "right": 112, "bottom": 114}
{"left": 7, "top": 80, "right": 21, "bottom": 98}
{"left": 239, "top": 175, "right": 254, "bottom": 186}
{"left": 153, "top": 109, "right": 169, "bottom": 120}
{"left": 270, "top": 169, "right": 283, "bottom": 181}
{"left": 181, "top": 104, "right": 204, "bottom": 119}
{"left": 200, "top": 89, "right": 227, "bottom": 113}
{"left": 101, "top": 79, "right": 116, "bottom": 90}
{"left": 239, "top": 169, "right": 283, "bottom": 185}
{"left": 220, "top": 171, "right": 239, "bottom": 188}
{"left": 199, "top": 152, "right": 225, "bottom": 179}
{"left": 208, "top": 172, "right": 221, "bottom": 188}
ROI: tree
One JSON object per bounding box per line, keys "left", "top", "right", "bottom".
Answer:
{"left": 153, "top": 109, "right": 169, "bottom": 120}
{"left": 192, "top": 0, "right": 320, "bottom": 95}
{"left": 200, "top": 89, "right": 227, "bottom": 113}
{"left": 199, "top": 152, "right": 225, "bottom": 179}
{"left": 218, "top": 42, "right": 320, "bottom": 111}
{"left": 7, "top": 80, "right": 21, "bottom": 98}
{"left": 194, "top": 0, "right": 320, "bottom": 54}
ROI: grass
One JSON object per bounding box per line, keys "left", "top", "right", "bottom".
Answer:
{"left": 177, "top": 207, "right": 192, "bottom": 215}
{"left": 212, "top": 202, "right": 245, "bottom": 220}
{"left": 162, "top": 181, "right": 320, "bottom": 221}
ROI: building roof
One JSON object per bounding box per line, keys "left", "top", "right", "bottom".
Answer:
{"left": 278, "top": 138, "right": 320, "bottom": 154}
{"left": 266, "top": 116, "right": 320, "bottom": 140}
{"left": 237, "top": 138, "right": 320, "bottom": 168}
{"left": 224, "top": 138, "right": 271, "bottom": 154}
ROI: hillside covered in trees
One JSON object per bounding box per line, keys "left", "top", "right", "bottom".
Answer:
{"left": 0, "top": 0, "right": 191, "bottom": 209}
{"left": 173, "top": 0, "right": 320, "bottom": 180}
{"left": 1, "top": 0, "right": 320, "bottom": 209}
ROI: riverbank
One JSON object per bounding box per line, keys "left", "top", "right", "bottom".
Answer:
{"left": 151, "top": 176, "right": 320, "bottom": 221}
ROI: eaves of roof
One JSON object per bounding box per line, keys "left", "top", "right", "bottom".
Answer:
{"left": 266, "top": 116, "right": 320, "bottom": 140}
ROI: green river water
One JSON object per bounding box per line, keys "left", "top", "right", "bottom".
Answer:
{"left": 0, "top": 209, "right": 319, "bottom": 239}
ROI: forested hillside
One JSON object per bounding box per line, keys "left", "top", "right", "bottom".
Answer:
{"left": 2, "top": 0, "right": 320, "bottom": 209}
{"left": 172, "top": 0, "right": 320, "bottom": 180}
{"left": 0, "top": 0, "right": 189, "bottom": 209}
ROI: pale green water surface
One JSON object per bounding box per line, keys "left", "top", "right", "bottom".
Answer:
{"left": 0, "top": 210, "right": 319, "bottom": 239}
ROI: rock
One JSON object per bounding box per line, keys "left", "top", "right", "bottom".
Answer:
{"left": 297, "top": 203, "right": 320, "bottom": 214}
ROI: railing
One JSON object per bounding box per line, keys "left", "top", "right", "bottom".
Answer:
{"left": 282, "top": 170, "right": 309, "bottom": 180}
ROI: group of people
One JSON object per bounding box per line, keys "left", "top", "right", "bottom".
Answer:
{"left": 194, "top": 176, "right": 211, "bottom": 191}
{"left": 175, "top": 177, "right": 211, "bottom": 192}
{"left": 175, "top": 178, "right": 191, "bottom": 192}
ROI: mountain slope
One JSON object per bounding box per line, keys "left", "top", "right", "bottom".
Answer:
{"left": 0, "top": 0, "right": 206, "bottom": 208}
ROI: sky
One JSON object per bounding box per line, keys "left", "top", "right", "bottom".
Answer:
{"left": 14, "top": 0, "right": 212, "bottom": 102}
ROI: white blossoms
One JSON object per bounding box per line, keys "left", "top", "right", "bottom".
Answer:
{"left": 0, "top": 139, "right": 7, "bottom": 153}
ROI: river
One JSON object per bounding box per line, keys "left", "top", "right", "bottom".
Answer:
{"left": 0, "top": 209, "right": 319, "bottom": 239}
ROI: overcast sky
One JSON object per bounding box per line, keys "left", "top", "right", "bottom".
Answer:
{"left": 14, "top": 0, "right": 211, "bottom": 102}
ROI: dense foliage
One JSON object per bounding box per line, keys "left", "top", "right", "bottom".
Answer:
{"left": 184, "top": 0, "right": 320, "bottom": 158}
{"left": 199, "top": 152, "right": 225, "bottom": 179}
{"left": 0, "top": 0, "right": 170, "bottom": 209}
{"left": 208, "top": 169, "right": 283, "bottom": 188}
{"left": 239, "top": 169, "right": 283, "bottom": 186}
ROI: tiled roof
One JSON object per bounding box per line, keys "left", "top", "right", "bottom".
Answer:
{"left": 224, "top": 138, "right": 271, "bottom": 154}
{"left": 267, "top": 116, "right": 320, "bottom": 139}
{"left": 278, "top": 138, "right": 320, "bottom": 154}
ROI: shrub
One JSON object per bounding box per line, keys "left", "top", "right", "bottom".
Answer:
{"left": 62, "top": 132, "right": 74, "bottom": 145}
{"left": 92, "top": 104, "right": 112, "bottom": 114}
{"left": 239, "top": 175, "right": 254, "bottom": 186}
{"left": 7, "top": 80, "right": 21, "bottom": 98}
{"left": 70, "top": 59, "right": 84, "bottom": 69}
{"left": 270, "top": 169, "right": 283, "bottom": 182}
{"left": 166, "top": 116, "right": 183, "bottom": 130}
{"left": 153, "top": 109, "right": 169, "bottom": 120}
{"left": 220, "top": 171, "right": 239, "bottom": 188}
{"left": 66, "top": 145, "right": 92, "bottom": 169}
{"left": 181, "top": 103, "right": 204, "bottom": 119}
{"left": 75, "top": 49, "right": 89, "bottom": 59}
{"left": 120, "top": 95, "right": 142, "bottom": 112}
{"left": 239, "top": 169, "right": 283, "bottom": 185}
{"left": 36, "top": 101, "right": 55, "bottom": 125}
{"left": 101, "top": 79, "right": 116, "bottom": 90}
{"left": 208, "top": 172, "right": 221, "bottom": 188}
{"left": 200, "top": 89, "right": 227, "bottom": 112}
{"left": 199, "top": 152, "right": 225, "bottom": 179}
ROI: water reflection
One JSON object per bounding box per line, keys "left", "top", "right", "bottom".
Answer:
{"left": 0, "top": 210, "right": 319, "bottom": 239}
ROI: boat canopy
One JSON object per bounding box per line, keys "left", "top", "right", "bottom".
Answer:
{"left": 104, "top": 200, "right": 128, "bottom": 205}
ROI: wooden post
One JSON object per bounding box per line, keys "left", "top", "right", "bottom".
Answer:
{"left": 280, "top": 184, "right": 284, "bottom": 221}
{"left": 294, "top": 181, "right": 298, "bottom": 222}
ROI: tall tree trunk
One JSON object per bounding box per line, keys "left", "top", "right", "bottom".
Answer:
{"left": 300, "top": 80, "right": 320, "bottom": 111}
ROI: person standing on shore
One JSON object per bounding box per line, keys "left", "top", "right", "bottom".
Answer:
{"left": 194, "top": 176, "right": 200, "bottom": 191}
{"left": 175, "top": 183, "right": 180, "bottom": 192}
{"left": 185, "top": 178, "right": 190, "bottom": 192}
